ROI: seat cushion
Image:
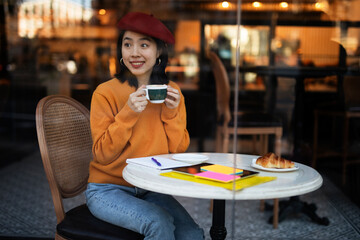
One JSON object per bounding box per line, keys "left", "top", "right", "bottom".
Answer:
{"left": 57, "top": 204, "right": 144, "bottom": 240}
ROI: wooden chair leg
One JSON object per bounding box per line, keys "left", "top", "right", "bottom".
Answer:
{"left": 252, "top": 135, "right": 258, "bottom": 154}
{"left": 331, "top": 113, "right": 337, "bottom": 145}
{"left": 55, "top": 233, "right": 67, "bottom": 240}
{"left": 216, "top": 126, "right": 222, "bottom": 153}
{"left": 342, "top": 115, "right": 349, "bottom": 185}
{"left": 259, "top": 200, "right": 265, "bottom": 211}
{"left": 273, "top": 198, "right": 279, "bottom": 229}
{"left": 223, "top": 128, "right": 230, "bottom": 153}
{"left": 263, "top": 135, "right": 269, "bottom": 155}
{"left": 275, "top": 128, "right": 282, "bottom": 157}
{"left": 312, "top": 110, "right": 319, "bottom": 168}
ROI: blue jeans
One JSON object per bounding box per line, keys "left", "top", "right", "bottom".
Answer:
{"left": 85, "top": 183, "right": 204, "bottom": 240}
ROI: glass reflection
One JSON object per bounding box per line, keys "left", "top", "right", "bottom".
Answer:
{"left": 18, "top": 0, "right": 93, "bottom": 38}
{"left": 0, "top": 0, "right": 360, "bottom": 239}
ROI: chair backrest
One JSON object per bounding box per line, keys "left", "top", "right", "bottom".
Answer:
{"left": 36, "top": 95, "right": 93, "bottom": 223}
{"left": 208, "top": 51, "right": 232, "bottom": 125}
{"left": 343, "top": 76, "right": 360, "bottom": 111}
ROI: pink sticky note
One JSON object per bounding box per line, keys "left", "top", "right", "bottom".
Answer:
{"left": 195, "top": 171, "right": 240, "bottom": 183}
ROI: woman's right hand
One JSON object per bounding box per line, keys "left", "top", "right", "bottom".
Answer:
{"left": 127, "top": 85, "right": 148, "bottom": 113}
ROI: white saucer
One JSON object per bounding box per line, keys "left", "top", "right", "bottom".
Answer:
{"left": 251, "top": 159, "right": 299, "bottom": 172}
{"left": 172, "top": 153, "right": 209, "bottom": 164}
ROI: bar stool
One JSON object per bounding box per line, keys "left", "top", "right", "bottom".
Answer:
{"left": 208, "top": 51, "right": 283, "bottom": 228}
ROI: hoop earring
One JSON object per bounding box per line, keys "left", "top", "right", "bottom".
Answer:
{"left": 120, "top": 58, "right": 125, "bottom": 66}
{"left": 156, "top": 58, "right": 161, "bottom": 66}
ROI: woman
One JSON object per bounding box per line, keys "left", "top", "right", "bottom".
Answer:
{"left": 85, "top": 12, "right": 204, "bottom": 240}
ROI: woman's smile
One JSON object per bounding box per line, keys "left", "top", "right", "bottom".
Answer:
{"left": 130, "top": 61, "right": 145, "bottom": 68}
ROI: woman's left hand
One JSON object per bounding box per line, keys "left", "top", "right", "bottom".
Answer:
{"left": 165, "top": 86, "right": 180, "bottom": 109}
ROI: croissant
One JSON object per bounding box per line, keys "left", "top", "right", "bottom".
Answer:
{"left": 256, "top": 152, "right": 295, "bottom": 169}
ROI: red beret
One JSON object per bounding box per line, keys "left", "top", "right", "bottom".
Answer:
{"left": 117, "top": 12, "right": 175, "bottom": 44}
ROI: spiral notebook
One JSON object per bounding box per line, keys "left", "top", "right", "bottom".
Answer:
{"left": 126, "top": 156, "right": 192, "bottom": 170}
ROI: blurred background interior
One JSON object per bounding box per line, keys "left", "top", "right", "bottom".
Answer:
{"left": 0, "top": 0, "right": 359, "bottom": 226}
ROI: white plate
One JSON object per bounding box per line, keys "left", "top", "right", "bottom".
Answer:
{"left": 251, "top": 158, "right": 299, "bottom": 172}
{"left": 172, "top": 153, "right": 209, "bottom": 164}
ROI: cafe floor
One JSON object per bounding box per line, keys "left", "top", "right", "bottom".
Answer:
{"left": 0, "top": 137, "right": 359, "bottom": 240}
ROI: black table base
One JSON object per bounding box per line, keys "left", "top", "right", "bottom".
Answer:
{"left": 210, "top": 200, "right": 227, "bottom": 240}
{"left": 266, "top": 196, "right": 330, "bottom": 226}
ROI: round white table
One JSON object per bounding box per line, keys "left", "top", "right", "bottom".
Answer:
{"left": 123, "top": 153, "right": 323, "bottom": 240}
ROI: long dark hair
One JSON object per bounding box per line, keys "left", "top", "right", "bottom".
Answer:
{"left": 115, "top": 30, "right": 169, "bottom": 88}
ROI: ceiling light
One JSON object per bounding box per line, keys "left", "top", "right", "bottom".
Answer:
{"left": 98, "top": 9, "right": 106, "bottom": 15}
{"left": 222, "top": 1, "right": 230, "bottom": 8}
{"left": 315, "top": 2, "right": 322, "bottom": 9}
{"left": 280, "top": 2, "right": 288, "bottom": 8}
{"left": 252, "top": 2, "right": 262, "bottom": 8}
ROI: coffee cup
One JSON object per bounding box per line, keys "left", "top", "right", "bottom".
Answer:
{"left": 145, "top": 85, "right": 168, "bottom": 103}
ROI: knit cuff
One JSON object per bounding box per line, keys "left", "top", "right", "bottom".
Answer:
{"left": 161, "top": 105, "right": 178, "bottom": 120}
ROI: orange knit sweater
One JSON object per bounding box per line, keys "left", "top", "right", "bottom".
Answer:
{"left": 88, "top": 78, "right": 190, "bottom": 186}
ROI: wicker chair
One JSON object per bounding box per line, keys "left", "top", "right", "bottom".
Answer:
{"left": 36, "top": 95, "right": 144, "bottom": 240}
{"left": 208, "top": 51, "right": 283, "bottom": 228}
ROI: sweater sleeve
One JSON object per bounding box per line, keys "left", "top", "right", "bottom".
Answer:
{"left": 90, "top": 90, "right": 140, "bottom": 165}
{"left": 161, "top": 84, "right": 190, "bottom": 153}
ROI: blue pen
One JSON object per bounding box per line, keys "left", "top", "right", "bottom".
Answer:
{"left": 151, "top": 157, "right": 162, "bottom": 167}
